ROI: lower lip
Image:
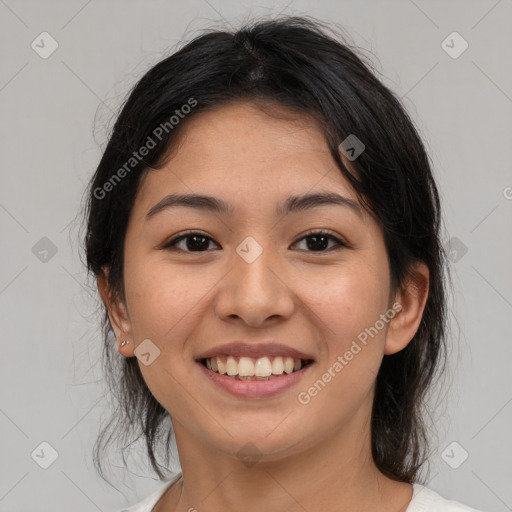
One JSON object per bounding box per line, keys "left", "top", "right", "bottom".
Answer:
{"left": 197, "top": 361, "right": 314, "bottom": 398}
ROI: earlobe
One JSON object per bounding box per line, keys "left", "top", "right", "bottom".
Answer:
{"left": 97, "top": 267, "right": 135, "bottom": 357}
{"left": 384, "top": 262, "right": 429, "bottom": 355}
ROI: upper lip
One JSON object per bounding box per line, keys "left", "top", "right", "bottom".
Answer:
{"left": 195, "top": 341, "right": 315, "bottom": 361}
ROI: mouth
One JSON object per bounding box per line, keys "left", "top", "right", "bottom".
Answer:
{"left": 199, "top": 355, "right": 314, "bottom": 380}
{"left": 194, "top": 342, "right": 316, "bottom": 398}
{"left": 197, "top": 355, "right": 315, "bottom": 398}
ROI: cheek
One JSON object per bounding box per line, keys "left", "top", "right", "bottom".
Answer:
{"left": 302, "top": 263, "right": 389, "bottom": 345}
{"left": 123, "top": 260, "right": 211, "bottom": 417}
{"left": 124, "top": 256, "right": 212, "bottom": 345}
{"left": 298, "top": 263, "right": 389, "bottom": 399}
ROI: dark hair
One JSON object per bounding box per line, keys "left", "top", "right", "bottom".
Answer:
{"left": 81, "top": 15, "right": 449, "bottom": 486}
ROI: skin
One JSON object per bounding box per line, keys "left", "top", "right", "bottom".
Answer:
{"left": 98, "top": 100, "right": 429, "bottom": 512}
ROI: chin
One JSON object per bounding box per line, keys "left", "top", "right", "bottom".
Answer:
{"left": 207, "top": 423, "right": 310, "bottom": 464}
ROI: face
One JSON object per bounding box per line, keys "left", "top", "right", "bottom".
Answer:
{"left": 101, "top": 100, "right": 427, "bottom": 464}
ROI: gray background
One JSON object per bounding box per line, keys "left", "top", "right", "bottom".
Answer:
{"left": 0, "top": 0, "right": 511, "bottom": 511}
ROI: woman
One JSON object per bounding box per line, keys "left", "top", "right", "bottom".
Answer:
{"left": 83, "top": 15, "right": 482, "bottom": 512}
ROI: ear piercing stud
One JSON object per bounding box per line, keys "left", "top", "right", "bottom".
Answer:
{"left": 120, "top": 340, "right": 129, "bottom": 347}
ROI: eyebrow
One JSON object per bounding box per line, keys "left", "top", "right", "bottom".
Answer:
{"left": 145, "top": 191, "right": 362, "bottom": 220}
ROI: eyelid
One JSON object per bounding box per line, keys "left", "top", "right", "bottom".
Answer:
{"left": 160, "top": 229, "right": 218, "bottom": 250}
{"left": 297, "top": 228, "right": 347, "bottom": 244}
{"left": 291, "top": 229, "right": 348, "bottom": 251}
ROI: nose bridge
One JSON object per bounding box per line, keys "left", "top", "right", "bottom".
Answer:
{"left": 233, "top": 233, "right": 280, "bottom": 294}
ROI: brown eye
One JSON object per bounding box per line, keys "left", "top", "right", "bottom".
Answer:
{"left": 292, "top": 230, "right": 347, "bottom": 253}
{"left": 162, "top": 231, "right": 219, "bottom": 252}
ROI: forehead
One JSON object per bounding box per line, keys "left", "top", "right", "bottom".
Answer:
{"left": 134, "top": 100, "right": 363, "bottom": 218}
{"left": 176, "top": 100, "right": 327, "bottom": 152}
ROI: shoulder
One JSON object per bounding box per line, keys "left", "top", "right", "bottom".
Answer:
{"left": 115, "top": 473, "right": 182, "bottom": 512}
{"left": 408, "top": 483, "right": 483, "bottom": 512}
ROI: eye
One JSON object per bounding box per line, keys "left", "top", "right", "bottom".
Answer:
{"left": 161, "top": 229, "right": 347, "bottom": 253}
{"left": 292, "top": 230, "right": 347, "bottom": 253}
{"left": 162, "top": 231, "right": 219, "bottom": 252}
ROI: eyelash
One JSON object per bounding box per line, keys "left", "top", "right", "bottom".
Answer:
{"left": 161, "top": 229, "right": 347, "bottom": 254}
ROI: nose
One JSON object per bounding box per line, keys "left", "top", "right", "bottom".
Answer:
{"left": 213, "top": 240, "right": 295, "bottom": 328}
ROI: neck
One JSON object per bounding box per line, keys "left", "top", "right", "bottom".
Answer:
{"left": 156, "top": 400, "right": 413, "bottom": 512}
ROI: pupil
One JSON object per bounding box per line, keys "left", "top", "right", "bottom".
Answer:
{"left": 187, "top": 236, "right": 208, "bottom": 251}
{"left": 307, "top": 235, "right": 328, "bottom": 251}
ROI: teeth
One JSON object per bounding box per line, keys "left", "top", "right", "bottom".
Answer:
{"left": 226, "top": 356, "right": 238, "bottom": 376}
{"left": 271, "top": 356, "right": 284, "bottom": 375}
{"left": 283, "top": 356, "right": 294, "bottom": 374}
{"left": 255, "top": 356, "right": 272, "bottom": 377}
{"left": 238, "top": 356, "right": 255, "bottom": 376}
{"left": 204, "top": 355, "right": 308, "bottom": 377}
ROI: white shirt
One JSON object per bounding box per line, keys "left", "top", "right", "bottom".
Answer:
{"left": 117, "top": 473, "right": 482, "bottom": 512}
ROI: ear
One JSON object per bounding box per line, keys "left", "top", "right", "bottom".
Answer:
{"left": 97, "top": 267, "right": 135, "bottom": 357}
{"left": 384, "top": 261, "right": 429, "bottom": 355}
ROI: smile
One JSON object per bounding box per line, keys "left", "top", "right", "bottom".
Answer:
{"left": 197, "top": 356, "right": 315, "bottom": 398}
{"left": 201, "top": 355, "right": 312, "bottom": 380}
